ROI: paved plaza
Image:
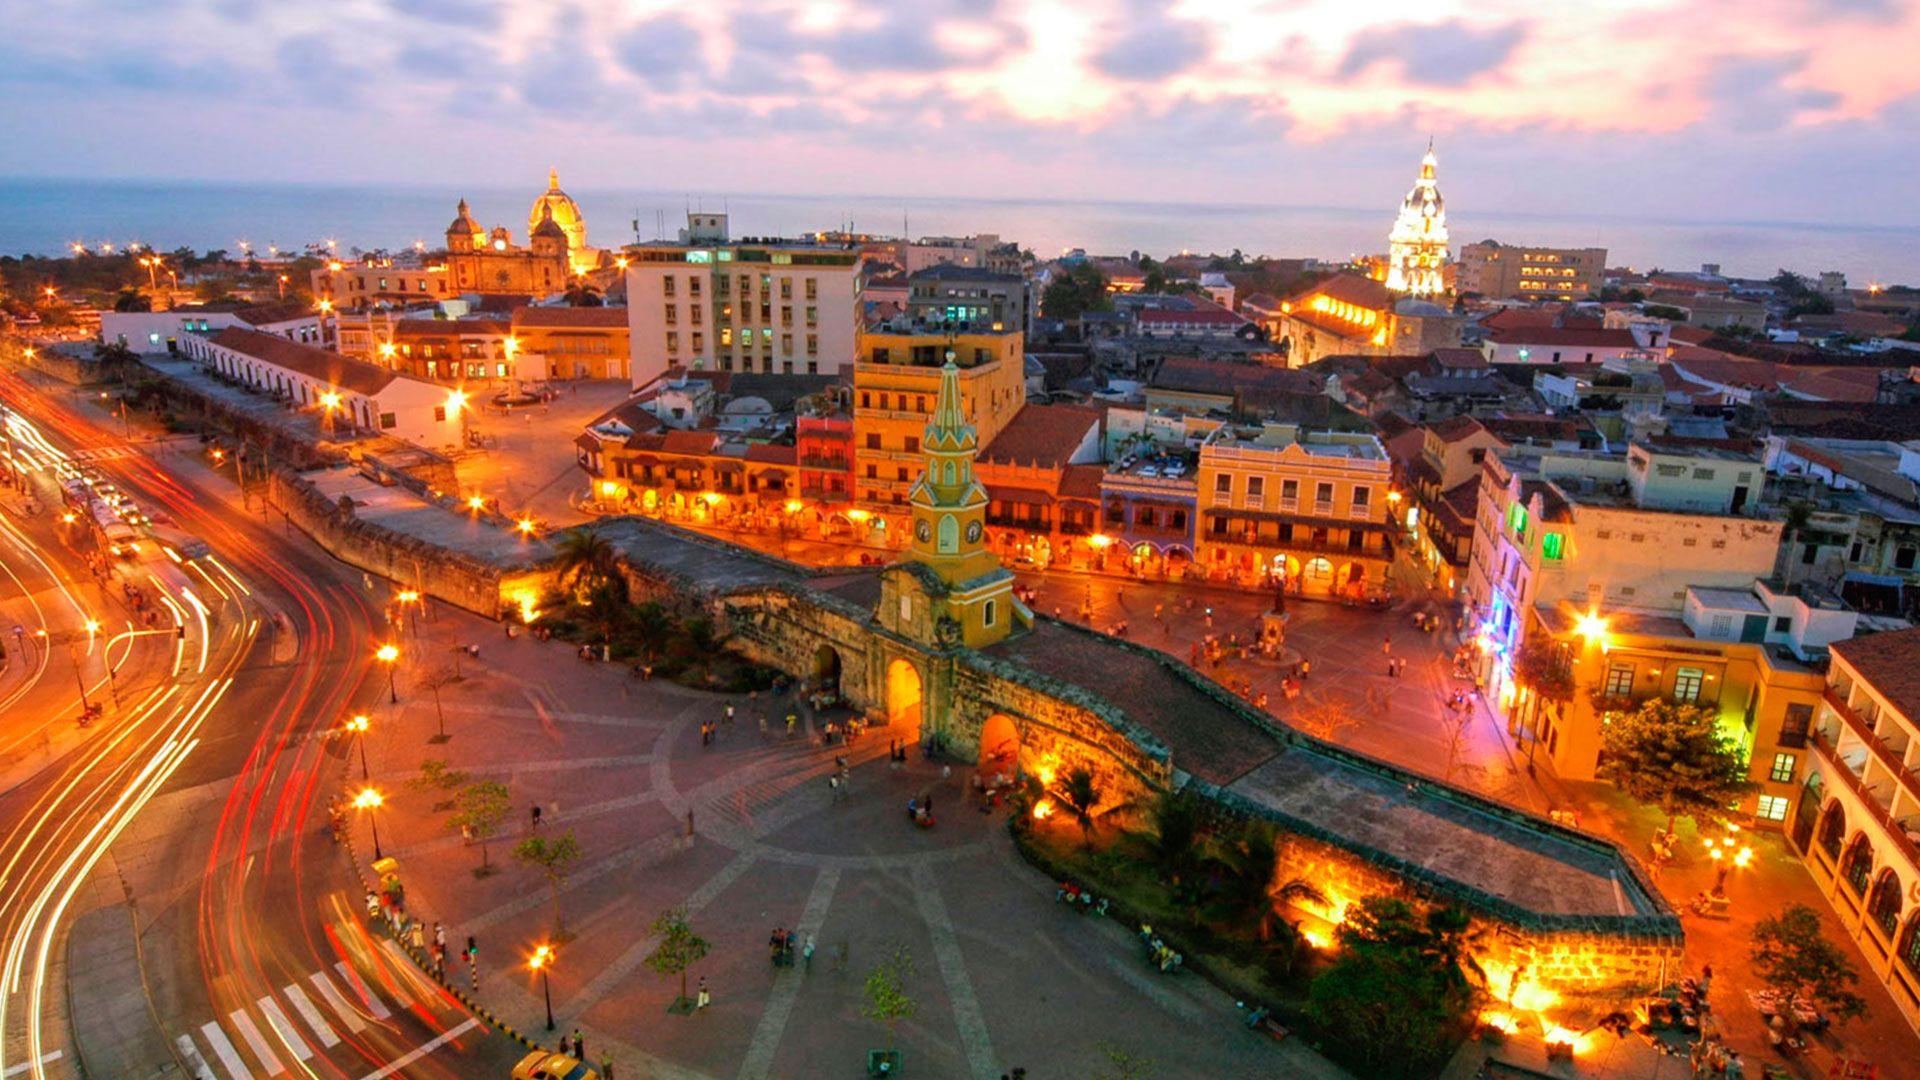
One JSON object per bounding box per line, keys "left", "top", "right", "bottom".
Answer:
{"left": 358, "top": 608, "right": 1346, "bottom": 1079}
{"left": 453, "top": 379, "right": 634, "bottom": 527}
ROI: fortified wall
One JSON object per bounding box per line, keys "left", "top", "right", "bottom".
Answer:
{"left": 591, "top": 515, "right": 1684, "bottom": 999}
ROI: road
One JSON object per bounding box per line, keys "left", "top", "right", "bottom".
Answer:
{"left": 0, "top": 372, "right": 518, "bottom": 1080}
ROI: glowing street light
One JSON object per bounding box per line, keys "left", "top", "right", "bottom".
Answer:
{"left": 353, "top": 787, "right": 385, "bottom": 860}
{"left": 376, "top": 643, "right": 401, "bottom": 702}
{"left": 528, "top": 944, "right": 557, "bottom": 1030}
{"left": 466, "top": 494, "right": 487, "bottom": 512}
{"left": 515, "top": 517, "right": 537, "bottom": 538}
{"left": 319, "top": 390, "right": 342, "bottom": 434}
{"left": 1574, "top": 610, "right": 1610, "bottom": 648}
{"left": 344, "top": 713, "right": 372, "bottom": 779}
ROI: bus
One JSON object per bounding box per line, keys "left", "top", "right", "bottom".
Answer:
{"left": 89, "top": 501, "right": 138, "bottom": 557}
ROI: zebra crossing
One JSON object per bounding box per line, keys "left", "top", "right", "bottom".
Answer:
{"left": 63, "top": 445, "right": 138, "bottom": 463}
{"left": 181, "top": 957, "right": 456, "bottom": 1080}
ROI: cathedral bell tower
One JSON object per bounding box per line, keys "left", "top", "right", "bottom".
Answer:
{"left": 876, "top": 354, "right": 1025, "bottom": 651}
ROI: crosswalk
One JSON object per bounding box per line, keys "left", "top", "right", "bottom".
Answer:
{"left": 64, "top": 445, "right": 138, "bottom": 463}
{"left": 182, "top": 957, "right": 453, "bottom": 1080}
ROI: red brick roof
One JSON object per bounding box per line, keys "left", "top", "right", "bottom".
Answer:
{"left": 208, "top": 327, "right": 395, "bottom": 396}
{"left": 512, "top": 307, "right": 630, "bottom": 329}
{"left": 1486, "top": 326, "right": 1637, "bottom": 348}
{"left": 1287, "top": 272, "right": 1393, "bottom": 311}
{"left": 745, "top": 443, "right": 796, "bottom": 464}
{"left": 1478, "top": 307, "right": 1564, "bottom": 332}
{"left": 1429, "top": 414, "right": 1489, "bottom": 444}
{"left": 232, "top": 301, "right": 317, "bottom": 327}
{"left": 1831, "top": 626, "right": 1920, "bottom": 725}
{"left": 1058, "top": 464, "right": 1105, "bottom": 500}
{"left": 661, "top": 430, "right": 717, "bottom": 456}
{"left": 980, "top": 404, "right": 1101, "bottom": 468}
{"left": 1430, "top": 347, "right": 1489, "bottom": 370}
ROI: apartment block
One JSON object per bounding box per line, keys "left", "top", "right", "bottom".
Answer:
{"left": 1457, "top": 241, "right": 1607, "bottom": 301}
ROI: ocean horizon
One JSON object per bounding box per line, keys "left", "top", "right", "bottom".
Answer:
{"left": 3, "top": 176, "right": 1916, "bottom": 286}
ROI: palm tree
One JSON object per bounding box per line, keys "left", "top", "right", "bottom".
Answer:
{"left": 554, "top": 527, "right": 617, "bottom": 598}
{"left": 1202, "top": 819, "right": 1323, "bottom": 944}
{"left": 113, "top": 288, "right": 151, "bottom": 312}
{"left": 1145, "top": 789, "right": 1204, "bottom": 895}
{"left": 563, "top": 280, "right": 603, "bottom": 307}
{"left": 1049, "top": 767, "right": 1132, "bottom": 848}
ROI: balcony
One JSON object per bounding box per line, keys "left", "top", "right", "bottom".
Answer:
{"left": 1811, "top": 730, "right": 1920, "bottom": 869}
{"left": 799, "top": 455, "right": 849, "bottom": 470}
{"left": 1824, "top": 688, "right": 1920, "bottom": 806}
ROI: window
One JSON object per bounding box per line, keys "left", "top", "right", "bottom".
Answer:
{"left": 666, "top": 331, "right": 679, "bottom": 352}
{"left": 1755, "top": 795, "right": 1789, "bottom": 822}
{"left": 805, "top": 278, "right": 818, "bottom": 300}
{"left": 1280, "top": 479, "right": 1298, "bottom": 506}
{"left": 1898, "top": 547, "right": 1917, "bottom": 571}
{"left": 692, "top": 332, "right": 704, "bottom": 353}
{"left": 1710, "top": 613, "right": 1732, "bottom": 637}
{"left": 866, "top": 434, "right": 880, "bottom": 450}
{"left": 1769, "top": 753, "right": 1797, "bottom": 784}
{"left": 1507, "top": 503, "right": 1528, "bottom": 534}
{"left": 1603, "top": 663, "right": 1635, "bottom": 698}
{"left": 689, "top": 277, "right": 701, "bottom": 296}
{"left": 379, "top": 412, "right": 396, "bottom": 429}
{"left": 1774, "top": 615, "right": 1792, "bottom": 632}
{"left": 1215, "top": 474, "right": 1233, "bottom": 497}
{"left": 1778, "top": 703, "right": 1813, "bottom": 748}
{"left": 1871, "top": 873, "right": 1904, "bottom": 938}
{"left": 1672, "top": 667, "right": 1705, "bottom": 704}
{"left": 983, "top": 598, "right": 997, "bottom": 628}
{"left": 433, "top": 406, "right": 447, "bottom": 422}
{"left": 905, "top": 436, "right": 919, "bottom": 454}
{"left": 663, "top": 277, "right": 675, "bottom": 296}
{"left": 1818, "top": 802, "right": 1846, "bottom": 859}
{"left": 1541, "top": 532, "right": 1564, "bottom": 560}
{"left": 1843, "top": 835, "right": 1874, "bottom": 896}
{"left": 806, "top": 334, "right": 818, "bottom": 355}
{"left": 1351, "top": 486, "right": 1370, "bottom": 513}
{"left": 1315, "top": 482, "right": 1334, "bottom": 508}
{"left": 1247, "top": 477, "right": 1264, "bottom": 502}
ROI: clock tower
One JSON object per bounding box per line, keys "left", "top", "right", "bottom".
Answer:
{"left": 880, "top": 356, "right": 1024, "bottom": 650}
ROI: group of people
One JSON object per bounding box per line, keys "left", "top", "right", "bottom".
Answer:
{"left": 1687, "top": 1035, "right": 1745, "bottom": 1078}
{"left": 1054, "top": 881, "right": 1110, "bottom": 918}
{"left": 907, "top": 793, "right": 936, "bottom": 827}
{"left": 767, "top": 926, "right": 813, "bottom": 969}
{"left": 1137, "top": 924, "right": 1183, "bottom": 973}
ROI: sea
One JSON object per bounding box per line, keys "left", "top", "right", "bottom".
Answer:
{"left": 3, "top": 176, "right": 1916, "bottom": 285}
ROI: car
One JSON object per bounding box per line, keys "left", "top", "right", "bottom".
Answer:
{"left": 511, "top": 1050, "right": 598, "bottom": 1080}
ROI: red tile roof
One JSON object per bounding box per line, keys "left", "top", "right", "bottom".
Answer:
{"left": 1478, "top": 307, "right": 1564, "bottom": 332}
{"left": 1136, "top": 306, "right": 1247, "bottom": 327}
{"left": 1429, "top": 414, "right": 1489, "bottom": 444}
{"left": 1486, "top": 326, "right": 1638, "bottom": 348}
{"left": 1430, "top": 347, "right": 1489, "bottom": 370}
{"left": 512, "top": 307, "right": 630, "bottom": 329}
{"left": 1831, "top": 626, "right": 1920, "bottom": 725}
{"left": 1286, "top": 272, "right": 1393, "bottom": 311}
{"left": 208, "top": 327, "right": 395, "bottom": 396}
{"left": 980, "top": 404, "right": 1101, "bottom": 468}
{"left": 232, "top": 301, "right": 317, "bottom": 327}
{"left": 745, "top": 443, "right": 796, "bottom": 464}
{"left": 1058, "top": 464, "right": 1106, "bottom": 500}
{"left": 661, "top": 430, "right": 717, "bottom": 456}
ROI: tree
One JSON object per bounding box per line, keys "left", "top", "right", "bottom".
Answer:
{"left": 1048, "top": 766, "right": 1131, "bottom": 848}
{"left": 1771, "top": 269, "right": 1811, "bottom": 298}
{"left": 643, "top": 906, "right": 710, "bottom": 1012}
{"left": 1596, "top": 698, "right": 1753, "bottom": 834}
{"left": 554, "top": 527, "right": 619, "bottom": 599}
{"left": 1040, "top": 263, "right": 1112, "bottom": 321}
{"left": 513, "top": 828, "right": 583, "bottom": 934}
{"left": 861, "top": 947, "right": 917, "bottom": 1056}
{"left": 1750, "top": 904, "right": 1867, "bottom": 1031}
{"left": 1439, "top": 703, "right": 1475, "bottom": 783}
{"left": 112, "top": 288, "right": 151, "bottom": 312}
{"left": 1090, "top": 1041, "right": 1155, "bottom": 1080}
{"left": 1143, "top": 789, "right": 1204, "bottom": 893}
{"left": 1307, "top": 896, "right": 1482, "bottom": 1079}
{"left": 1788, "top": 293, "right": 1835, "bottom": 319}
{"left": 448, "top": 779, "right": 510, "bottom": 875}
{"left": 407, "top": 758, "right": 468, "bottom": 806}
{"left": 1201, "top": 819, "right": 1323, "bottom": 953}
{"left": 562, "top": 280, "right": 604, "bottom": 307}
{"left": 419, "top": 663, "right": 461, "bottom": 742}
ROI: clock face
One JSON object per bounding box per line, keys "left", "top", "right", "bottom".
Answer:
{"left": 965, "top": 520, "right": 982, "bottom": 543}
{"left": 915, "top": 519, "right": 932, "bottom": 542}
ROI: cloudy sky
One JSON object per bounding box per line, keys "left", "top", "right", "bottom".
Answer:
{"left": 4, "top": 0, "right": 1918, "bottom": 226}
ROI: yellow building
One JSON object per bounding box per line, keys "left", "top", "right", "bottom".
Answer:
{"left": 851, "top": 325, "right": 1026, "bottom": 543}
{"left": 1194, "top": 425, "right": 1396, "bottom": 597}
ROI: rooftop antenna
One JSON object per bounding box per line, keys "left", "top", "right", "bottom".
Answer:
{"left": 903, "top": 208, "right": 909, "bottom": 240}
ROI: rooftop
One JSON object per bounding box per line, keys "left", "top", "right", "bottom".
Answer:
{"left": 1831, "top": 625, "right": 1920, "bottom": 723}
{"left": 206, "top": 327, "right": 396, "bottom": 397}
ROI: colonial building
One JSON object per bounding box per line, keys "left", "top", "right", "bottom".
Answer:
{"left": 102, "top": 301, "right": 321, "bottom": 355}
{"left": 1790, "top": 625, "right": 1920, "bottom": 1037}
{"left": 308, "top": 255, "right": 453, "bottom": 310}
{"left": 1195, "top": 425, "right": 1396, "bottom": 597}
{"left": 625, "top": 215, "right": 865, "bottom": 388}
{"left": 1272, "top": 274, "right": 1463, "bottom": 367}
{"left": 1406, "top": 415, "right": 1508, "bottom": 595}
{"left": 851, "top": 326, "right": 1026, "bottom": 542}
{"left": 1384, "top": 142, "right": 1451, "bottom": 298}
{"left": 181, "top": 327, "right": 463, "bottom": 450}
{"left": 511, "top": 306, "right": 631, "bottom": 381}
{"left": 443, "top": 173, "right": 599, "bottom": 296}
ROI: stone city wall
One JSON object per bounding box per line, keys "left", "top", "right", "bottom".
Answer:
{"left": 2, "top": 338, "right": 112, "bottom": 386}
{"left": 265, "top": 468, "right": 530, "bottom": 618}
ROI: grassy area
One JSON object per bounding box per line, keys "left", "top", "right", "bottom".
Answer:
{"left": 535, "top": 590, "right": 783, "bottom": 694}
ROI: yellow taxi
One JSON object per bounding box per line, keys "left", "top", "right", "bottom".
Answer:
{"left": 511, "top": 1050, "right": 598, "bottom": 1080}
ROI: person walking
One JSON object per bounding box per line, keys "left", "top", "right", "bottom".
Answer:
{"left": 696, "top": 976, "right": 710, "bottom": 1010}
{"left": 571, "top": 1029, "right": 585, "bottom": 1061}
{"left": 530, "top": 804, "right": 543, "bottom": 830}
{"left": 408, "top": 921, "right": 425, "bottom": 951}
{"left": 465, "top": 936, "right": 480, "bottom": 991}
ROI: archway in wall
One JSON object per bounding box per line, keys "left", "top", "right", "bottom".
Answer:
{"left": 1337, "top": 562, "right": 1364, "bottom": 598}
{"left": 979, "top": 713, "right": 1021, "bottom": 784}
{"left": 1301, "top": 557, "right": 1335, "bottom": 595}
{"left": 886, "top": 659, "right": 923, "bottom": 733}
{"left": 814, "top": 645, "right": 843, "bottom": 697}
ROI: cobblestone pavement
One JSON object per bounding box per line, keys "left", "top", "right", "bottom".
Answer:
{"left": 355, "top": 604, "right": 1349, "bottom": 1080}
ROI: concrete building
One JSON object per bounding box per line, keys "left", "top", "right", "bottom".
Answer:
{"left": 309, "top": 256, "right": 453, "bottom": 310}
{"left": 1645, "top": 293, "right": 1769, "bottom": 334}
{"left": 180, "top": 327, "right": 463, "bottom": 450}
{"left": 1763, "top": 435, "right": 1920, "bottom": 615}
{"left": 625, "top": 216, "right": 865, "bottom": 388}
{"left": 510, "top": 306, "right": 631, "bottom": 381}
{"left": 1789, "top": 625, "right": 1920, "bottom": 1037}
{"left": 1271, "top": 274, "right": 1464, "bottom": 367}
{"left": 1195, "top": 424, "right": 1396, "bottom": 597}
{"left": 905, "top": 263, "right": 1029, "bottom": 335}
{"left": 1405, "top": 415, "right": 1509, "bottom": 595}
{"left": 1464, "top": 442, "right": 1784, "bottom": 752}
{"left": 1482, "top": 325, "right": 1649, "bottom": 366}
{"left": 1456, "top": 241, "right": 1607, "bottom": 301}
{"left": 101, "top": 301, "right": 320, "bottom": 355}
{"left": 851, "top": 326, "right": 1026, "bottom": 541}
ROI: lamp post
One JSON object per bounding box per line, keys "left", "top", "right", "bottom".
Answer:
{"left": 353, "top": 787, "right": 385, "bottom": 861}
{"left": 319, "top": 390, "right": 341, "bottom": 436}
{"left": 377, "top": 643, "right": 400, "bottom": 703}
{"left": 346, "top": 713, "right": 371, "bottom": 780}
{"left": 395, "top": 590, "right": 421, "bottom": 638}
{"left": 1706, "top": 826, "right": 1753, "bottom": 898}
{"left": 529, "top": 945, "right": 556, "bottom": 1030}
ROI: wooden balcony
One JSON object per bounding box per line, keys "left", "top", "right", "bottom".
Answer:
{"left": 1811, "top": 729, "right": 1920, "bottom": 869}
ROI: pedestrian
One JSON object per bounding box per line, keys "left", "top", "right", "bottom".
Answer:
{"left": 1699, "top": 963, "right": 1713, "bottom": 999}
{"left": 696, "top": 976, "right": 710, "bottom": 1009}
{"left": 1382, "top": 633, "right": 1392, "bottom": 655}
{"left": 1723, "top": 1050, "right": 1743, "bottom": 1079}
{"left": 803, "top": 934, "right": 815, "bottom": 971}
{"left": 465, "top": 936, "right": 479, "bottom": 990}
{"left": 435, "top": 922, "right": 446, "bottom": 951}
{"left": 364, "top": 889, "right": 380, "bottom": 919}
{"left": 571, "top": 1029, "right": 584, "bottom": 1060}
{"left": 725, "top": 704, "right": 735, "bottom": 724}
{"left": 601, "top": 1059, "right": 615, "bottom": 1080}
{"left": 409, "top": 921, "right": 425, "bottom": 950}
{"left": 531, "top": 804, "right": 543, "bottom": 829}
{"left": 430, "top": 941, "right": 445, "bottom": 980}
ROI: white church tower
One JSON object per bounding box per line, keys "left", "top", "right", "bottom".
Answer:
{"left": 1384, "top": 140, "right": 1451, "bottom": 298}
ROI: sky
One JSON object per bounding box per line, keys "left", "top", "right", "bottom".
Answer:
{"left": 3, "top": 0, "right": 1919, "bottom": 228}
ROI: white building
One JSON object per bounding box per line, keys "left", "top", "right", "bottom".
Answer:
{"left": 624, "top": 215, "right": 865, "bottom": 389}
{"left": 102, "top": 301, "right": 320, "bottom": 355}
{"left": 181, "top": 327, "right": 463, "bottom": 451}
{"left": 1384, "top": 142, "right": 1450, "bottom": 298}
{"left": 1482, "top": 325, "right": 1651, "bottom": 366}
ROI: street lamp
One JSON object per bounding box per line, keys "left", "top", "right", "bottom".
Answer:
{"left": 466, "top": 494, "right": 487, "bottom": 513}
{"left": 376, "top": 643, "right": 400, "bottom": 703}
{"left": 394, "top": 590, "right": 422, "bottom": 638}
{"left": 353, "top": 786, "right": 385, "bottom": 861}
{"left": 528, "top": 944, "right": 556, "bottom": 1030}
{"left": 345, "top": 713, "right": 372, "bottom": 780}
{"left": 515, "top": 517, "right": 537, "bottom": 539}
{"left": 1706, "top": 826, "right": 1753, "bottom": 898}
{"left": 319, "top": 390, "right": 341, "bottom": 435}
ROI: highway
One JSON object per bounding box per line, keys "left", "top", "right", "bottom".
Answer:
{"left": 0, "top": 374, "right": 513, "bottom": 1080}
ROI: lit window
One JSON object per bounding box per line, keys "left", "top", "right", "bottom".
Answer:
{"left": 1769, "top": 753, "right": 1797, "bottom": 784}
{"left": 1541, "top": 532, "right": 1564, "bottom": 560}
{"left": 1673, "top": 667, "right": 1705, "bottom": 704}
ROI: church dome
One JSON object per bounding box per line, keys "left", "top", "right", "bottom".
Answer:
{"left": 528, "top": 169, "right": 586, "bottom": 250}
{"left": 447, "top": 198, "right": 481, "bottom": 236}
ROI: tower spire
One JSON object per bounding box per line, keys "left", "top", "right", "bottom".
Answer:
{"left": 932, "top": 356, "right": 967, "bottom": 439}
{"left": 548, "top": 167, "right": 561, "bottom": 190}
